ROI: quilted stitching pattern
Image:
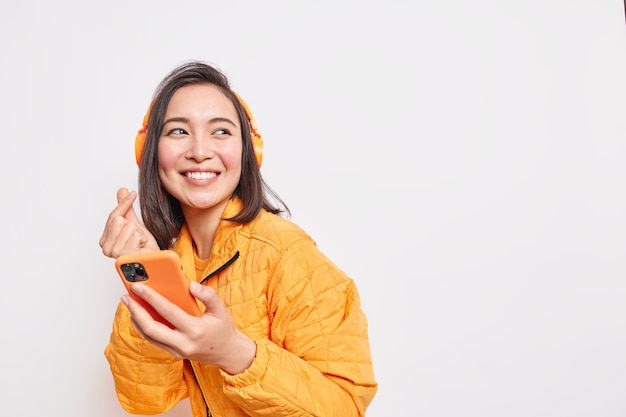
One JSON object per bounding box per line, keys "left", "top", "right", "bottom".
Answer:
{"left": 105, "top": 207, "right": 377, "bottom": 416}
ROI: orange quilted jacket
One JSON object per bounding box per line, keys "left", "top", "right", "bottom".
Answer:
{"left": 104, "top": 199, "right": 378, "bottom": 416}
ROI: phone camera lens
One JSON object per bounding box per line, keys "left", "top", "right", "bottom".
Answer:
{"left": 120, "top": 262, "right": 148, "bottom": 282}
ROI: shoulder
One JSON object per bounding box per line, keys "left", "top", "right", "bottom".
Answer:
{"left": 242, "top": 211, "right": 346, "bottom": 282}
{"left": 243, "top": 210, "right": 315, "bottom": 250}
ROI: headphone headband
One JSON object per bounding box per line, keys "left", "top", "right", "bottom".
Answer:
{"left": 134, "top": 90, "right": 263, "bottom": 168}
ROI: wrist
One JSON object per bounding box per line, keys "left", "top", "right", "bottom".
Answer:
{"left": 220, "top": 331, "right": 256, "bottom": 375}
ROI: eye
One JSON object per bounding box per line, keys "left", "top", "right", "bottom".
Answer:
{"left": 214, "top": 128, "right": 231, "bottom": 136}
{"left": 166, "top": 128, "right": 188, "bottom": 136}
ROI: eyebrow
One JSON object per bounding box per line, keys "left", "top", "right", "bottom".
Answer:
{"left": 162, "top": 116, "right": 238, "bottom": 127}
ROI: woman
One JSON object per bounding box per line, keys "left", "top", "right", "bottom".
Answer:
{"left": 100, "top": 60, "right": 377, "bottom": 417}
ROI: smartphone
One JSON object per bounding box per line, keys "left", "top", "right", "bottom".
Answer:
{"left": 115, "top": 250, "right": 201, "bottom": 329}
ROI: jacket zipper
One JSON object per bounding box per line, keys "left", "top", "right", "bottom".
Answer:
{"left": 189, "top": 251, "right": 240, "bottom": 417}
{"left": 188, "top": 361, "right": 211, "bottom": 417}
{"left": 200, "top": 251, "right": 240, "bottom": 284}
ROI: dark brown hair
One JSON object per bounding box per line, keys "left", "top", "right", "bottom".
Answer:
{"left": 138, "top": 60, "right": 289, "bottom": 249}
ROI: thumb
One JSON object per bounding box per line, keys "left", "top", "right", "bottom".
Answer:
{"left": 116, "top": 187, "right": 142, "bottom": 224}
{"left": 190, "top": 282, "right": 225, "bottom": 315}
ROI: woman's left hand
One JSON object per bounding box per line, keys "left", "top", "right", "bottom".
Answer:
{"left": 122, "top": 281, "right": 257, "bottom": 375}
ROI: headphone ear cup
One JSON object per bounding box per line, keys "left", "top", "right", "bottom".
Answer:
{"left": 232, "top": 91, "right": 263, "bottom": 169}
{"left": 252, "top": 133, "right": 263, "bottom": 168}
{"left": 134, "top": 110, "right": 150, "bottom": 166}
{"left": 135, "top": 131, "right": 145, "bottom": 166}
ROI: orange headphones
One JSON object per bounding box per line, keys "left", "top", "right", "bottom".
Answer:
{"left": 134, "top": 90, "right": 264, "bottom": 168}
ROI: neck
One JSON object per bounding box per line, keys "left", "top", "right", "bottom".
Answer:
{"left": 182, "top": 202, "right": 228, "bottom": 259}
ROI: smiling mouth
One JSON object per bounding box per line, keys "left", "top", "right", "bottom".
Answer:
{"left": 185, "top": 172, "right": 218, "bottom": 180}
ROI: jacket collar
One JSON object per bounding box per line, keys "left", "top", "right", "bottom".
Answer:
{"left": 172, "top": 198, "right": 243, "bottom": 282}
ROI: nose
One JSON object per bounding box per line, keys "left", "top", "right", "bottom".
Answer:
{"left": 186, "top": 133, "right": 216, "bottom": 162}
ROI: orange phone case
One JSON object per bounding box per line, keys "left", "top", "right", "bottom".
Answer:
{"left": 115, "top": 250, "right": 201, "bottom": 328}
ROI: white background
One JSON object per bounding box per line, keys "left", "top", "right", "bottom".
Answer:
{"left": 0, "top": 1, "right": 625, "bottom": 416}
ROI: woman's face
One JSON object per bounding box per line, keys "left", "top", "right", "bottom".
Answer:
{"left": 157, "top": 83, "right": 243, "bottom": 216}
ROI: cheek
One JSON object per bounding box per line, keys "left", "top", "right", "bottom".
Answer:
{"left": 157, "top": 142, "right": 179, "bottom": 173}
{"left": 220, "top": 141, "right": 243, "bottom": 169}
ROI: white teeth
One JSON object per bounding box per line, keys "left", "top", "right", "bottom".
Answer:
{"left": 186, "top": 172, "right": 217, "bottom": 180}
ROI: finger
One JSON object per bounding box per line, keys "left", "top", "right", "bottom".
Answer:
{"left": 128, "top": 314, "right": 183, "bottom": 358}
{"left": 121, "top": 295, "right": 149, "bottom": 337}
{"left": 99, "top": 208, "right": 149, "bottom": 256}
{"left": 130, "top": 284, "right": 190, "bottom": 336}
{"left": 100, "top": 188, "right": 154, "bottom": 257}
{"left": 116, "top": 188, "right": 142, "bottom": 224}
{"left": 125, "top": 287, "right": 200, "bottom": 359}
{"left": 122, "top": 294, "right": 180, "bottom": 356}
{"left": 121, "top": 294, "right": 155, "bottom": 335}
{"left": 100, "top": 189, "right": 139, "bottom": 240}
{"left": 116, "top": 187, "right": 130, "bottom": 202}
{"left": 189, "top": 282, "right": 225, "bottom": 316}
{"left": 109, "top": 188, "right": 137, "bottom": 220}
{"left": 104, "top": 221, "right": 150, "bottom": 258}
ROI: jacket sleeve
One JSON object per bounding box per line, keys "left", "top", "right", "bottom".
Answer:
{"left": 221, "top": 238, "right": 378, "bottom": 416}
{"left": 104, "top": 302, "right": 189, "bottom": 415}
